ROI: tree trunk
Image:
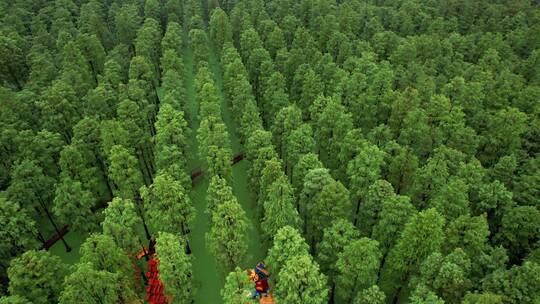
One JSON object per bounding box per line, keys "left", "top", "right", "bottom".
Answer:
{"left": 353, "top": 199, "right": 361, "bottom": 227}
{"left": 7, "top": 65, "right": 22, "bottom": 90}
{"left": 392, "top": 285, "right": 403, "bottom": 304}
{"left": 137, "top": 149, "right": 152, "bottom": 186}
{"left": 391, "top": 272, "right": 409, "bottom": 304}
{"left": 135, "top": 195, "right": 152, "bottom": 240}
{"left": 37, "top": 230, "right": 46, "bottom": 243}
{"left": 329, "top": 281, "right": 336, "bottom": 304}
{"left": 38, "top": 198, "right": 71, "bottom": 252}
{"left": 181, "top": 225, "right": 192, "bottom": 255}
{"left": 377, "top": 250, "right": 389, "bottom": 283}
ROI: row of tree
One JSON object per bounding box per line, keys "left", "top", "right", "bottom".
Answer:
{"left": 1, "top": 0, "right": 198, "bottom": 302}
{"left": 213, "top": 0, "right": 540, "bottom": 303}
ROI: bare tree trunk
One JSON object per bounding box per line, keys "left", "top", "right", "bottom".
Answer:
{"left": 38, "top": 197, "right": 71, "bottom": 252}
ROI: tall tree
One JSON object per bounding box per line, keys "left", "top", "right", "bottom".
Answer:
{"left": 0, "top": 32, "right": 28, "bottom": 90}
{"left": 387, "top": 145, "right": 419, "bottom": 195}
{"left": 429, "top": 177, "right": 471, "bottom": 222}
{"left": 262, "top": 176, "right": 302, "bottom": 244}
{"left": 135, "top": 18, "right": 162, "bottom": 76}
{"left": 262, "top": 71, "right": 289, "bottom": 127}
{"left": 285, "top": 123, "right": 316, "bottom": 177}
{"left": 117, "top": 99, "right": 155, "bottom": 185}
{"left": 189, "top": 29, "right": 209, "bottom": 64}
{"left": 372, "top": 194, "right": 416, "bottom": 273}
{"left": 0, "top": 198, "right": 39, "bottom": 262}
{"left": 336, "top": 128, "right": 367, "bottom": 184}
{"left": 60, "top": 41, "right": 95, "bottom": 98}
{"left": 221, "top": 267, "right": 252, "bottom": 304}
{"left": 357, "top": 180, "right": 395, "bottom": 236}
{"left": 206, "top": 196, "right": 248, "bottom": 273}
{"left": 107, "top": 145, "right": 144, "bottom": 200}
{"left": 209, "top": 8, "right": 233, "bottom": 54}
{"left": 307, "top": 179, "right": 351, "bottom": 248}
{"left": 481, "top": 107, "right": 527, "bottom": 165}
{"left": 161, "top": 22, "right": 183, "bottom": 54}
{"left": 347, "top": 144, "right": 387, "bottom": 226}
{"left": 275, "top": 254, "right": 328, "bottom": 304}
{"left": 292, "top": 153, "right": 324, "bottom": 201}
{"left": 496, "top": 206, "right": 540, "bottom": 263}
{"left": 316, "top": 219, "right": 359, "bottom": 303}
{"left": 267, "top": 226, "right": 310, "bottom": 283}
{"left": 482, "top": 262, "right": 540, "bottom": 304}
{"left": 114, "top": 4, "right": 142, "bottom": 52}
{"left": 312, "top": 96, "right": 353, "bottom": 171}
{"left": 140, "top": 173, "right": 195, "bottom": 253}
{"left": 7, "top": 160, "right": 71, "bottom": 252}
{"left": 381, "top": 208, "right": 445, "bottom": 304}
{"left": 353, "top": 286, "right": 386, "bottom": 304}
{"left": 156, "top": 232, "right": 193, "bottom": 303}
{"left": 335, "top": 238, "right": 382, "bottom": 303}
{"left": 414, "top": 249, "right": 472, "bottom": 302}
{"left": 7, "top": 250, "right": 66, "bottom": 304}
{"left": 79, "top": 234, "right": 134, "bottom": 279}
{"left": 59, "top": 263, "right": 134, "bottom": 304}
{"left": 299, "top": 168, "right": 333, "bottom": 235}
{"left": 53, "top": 177, "right": 97, "bottom": 234}
{"left": 39, "top": 79, "right": 82, "bottom": 141}
{"left": 271, "top": 105, "right": 302, "bottom": 160}
{"left": 102, "top": 197, "right": 143, "bottom": 254}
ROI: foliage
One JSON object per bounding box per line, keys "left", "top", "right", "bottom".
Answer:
{"left": 156, "top": 232, "right": 193, "bottom": 303}
{"left": 7, "top": 250, "right": 66, "bottom": 304}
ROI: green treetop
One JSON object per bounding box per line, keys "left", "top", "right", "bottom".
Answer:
{"left": 353, "top": 285, "right": 386, "bottom": 304}
{"left": 221, "top": 267, "right": 252, "bottom": 304}
{"left": 206, "top": 195, "right": 248, "bottom": 273}
{"left": 381, "top": 208, "right": 445, "bottom": 303}
{"left": 267, "top": 226, "right": 310, "bottom": 283}
{"left": 275, "top": 254, "right": 328, "bottom": 304}
{"left": 107, "top": 145, "right": 144, "bottom": 200}
{"left": 262, "top": 175, "right": 302, "bottom": 244}
{"left": 102, "top": 197, "right": 143, "bottom": 253}
{"left": 209, "top": 8, "right": 233, "bottom": 54}
{"left": 335, "top": 238, "right": 382, "bottom": 303}
{"left": 140, "top": 173, "right": 195, "bottom": 239}
{"left": 59, "top": 262, "right": 134, "bottom": 304}
{"left": 156, "top": 232, "right": 193, "bottom": 303}
{"left": 7, "top": 250, "right": 66, "bottom": 304}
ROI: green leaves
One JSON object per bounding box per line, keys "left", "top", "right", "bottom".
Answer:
{"left": 221, "top": 267, "right": 252, "bottom": 304}
{"left": 141, "top": 173, "right": 195, "bottom": 235}
{"left": 53, "top": 177, "right": 97, "bottom": 234}
{"left": 335, "top": 238, "right": 382, "bottom": 303}
{"left": 381, "top": 208, "right": 445, "bottom": 302}
{"left": 262, "top": 176, "right": 302, "bottom": 243}
{"left": 0, "top": 198, "right": 38, "bottom": 262}
{"left": 267, "top": 226, "right": 310, "bottom": 283}
{"left": 7, "top": 250, "right": 66, "bottom": 304}
{"left": 102, "top": 198, "right": 142, "bottom": 253}
{"left": 156, "top": 232, "right": 193, "bottom": 303}
{"left": 107, "top": 145, "right": 143, "bottom": 200}
{"left": 275, "top": 254, "right": 328, "bottom": 304}
{"left": 206, "top": 194, "right": 248, "bottom": 273}
{"left": 210, "top": 8, "right": 233, "bottom": 54}
{"left": 59, "top": 262, "right": 132, "bottom": 304}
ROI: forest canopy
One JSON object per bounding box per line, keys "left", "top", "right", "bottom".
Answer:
{"left": 0, "top": 0, "right": 539, "bottom": 303}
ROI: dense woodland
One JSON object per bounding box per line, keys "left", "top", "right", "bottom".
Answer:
{"left": 1, "top": 0, "right": 539, "bottom": 303}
